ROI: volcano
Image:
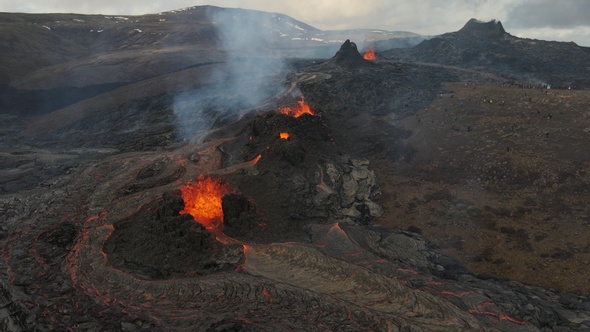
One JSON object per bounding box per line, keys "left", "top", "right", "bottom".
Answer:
{"left": 1, "top": 7, "right": 590, "bottom": 332}
{"left": 324, "top": 39, "right": 373, "bottom": 68}
{"left": 387, "top": 18, "right": 590, "bottom": 87}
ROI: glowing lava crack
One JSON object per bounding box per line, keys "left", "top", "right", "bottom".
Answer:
{"left": 179, "top": 176, "right": 232, "bottom": 231}
{"left": 279, "top": 96, "right": 314, "bottom": 118}
{"left": 363, "top": 47, "right": 376, "bottom": 60}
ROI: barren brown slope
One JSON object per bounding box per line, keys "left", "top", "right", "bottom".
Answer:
{"left": 370, "top": 83, "right": 590, "bottom": 294}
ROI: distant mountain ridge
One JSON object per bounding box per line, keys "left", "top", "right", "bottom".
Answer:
{"left": 0, "top": 5, "right": 423, "bottom": 86}
{"left": 387, "top": 18, "right": 590, "bottom": 87}
{"left": 3, "top": 7, "right": 589, "bottom": 97}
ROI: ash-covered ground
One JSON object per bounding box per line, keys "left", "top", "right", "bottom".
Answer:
{"left": 1, "top": 11, "right": 590, "bottom": 331}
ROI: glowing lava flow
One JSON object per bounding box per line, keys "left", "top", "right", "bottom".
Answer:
{"left": 179, "top": 176, "right": 231, "bottom": 231}
{"left": 363, "top": 47, "right": 376, "bottom": 60}
{"left": 279, "top": 96, "right": 314, "bottom": 118}
{"left": 279, "top": 132, "right": 290, "bottom": 140}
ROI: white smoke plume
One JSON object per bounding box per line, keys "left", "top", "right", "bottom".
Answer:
{"left": 173, "top": 7, "right": 292, "bottom": 143}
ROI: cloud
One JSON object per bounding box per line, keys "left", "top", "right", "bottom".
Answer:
{"left": 172, "top": 7, "right": 292, "bottom": 143}
{"left": 505, "top": 0, "right": 590, "bottom": 29}
{"left": 2, "top": 0, "right": 162, "bottom": 15}
{"left": 509, "top": 26, "right": 590, "bottom": 46}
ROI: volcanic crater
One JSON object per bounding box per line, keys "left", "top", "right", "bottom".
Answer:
{"left": 2, "top": 7, "right": 590, "bottom": 332}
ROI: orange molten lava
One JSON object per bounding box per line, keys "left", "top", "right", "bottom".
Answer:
{"left": 280, "top": 96, "right": 314, "bottom": 118}
{"left": 363, "top": 48, "right": 376, "bottom": 60}
{"left": 179, "top": 176, "right": 231, "bottom": 231}
{"left": 279, "top": 132, "right": 290, "bottom": 139}
{"left": 250, "top": 154, "right": 262, "bottom": 164}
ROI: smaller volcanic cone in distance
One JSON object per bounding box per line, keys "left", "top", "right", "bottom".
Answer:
{"left": 363, "top": 47, "right": 376, "bottom": 60}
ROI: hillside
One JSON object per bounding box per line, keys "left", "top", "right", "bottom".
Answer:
{"left": 0, "top": 6, "right": 422, "bottom": 88}
{"left": 387, "top": 19, "right": 590, "bottom": 87}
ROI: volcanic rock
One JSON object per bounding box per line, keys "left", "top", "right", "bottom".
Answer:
{"left": 325, "top": 39, "right": 372, "bottom": 68}
{"left": 221, "top": 192, "right": 263, "bottom": 240}
{"left": 222, "top": 193, "right": 252, "bottom": 226}
{"left": 458, "top": 18, "right": 507, "bottom": 36}
{"left": 103, "top": 192, "right": 243, "bottom": 279}
{"left": 212, "top": 109, "right": 384, "bottom": 242}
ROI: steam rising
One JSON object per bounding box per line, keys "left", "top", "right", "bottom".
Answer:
{"left": 173, "top": 8, "right": 292, "bottom": 143}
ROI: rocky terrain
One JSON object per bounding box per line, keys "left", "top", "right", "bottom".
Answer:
{"left": 1, "top": 7, "right": 590, "bottom": 331}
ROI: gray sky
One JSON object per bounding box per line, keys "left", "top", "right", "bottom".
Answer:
{"left": 2, "top": 0, "right": 590, "bottom": 46}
